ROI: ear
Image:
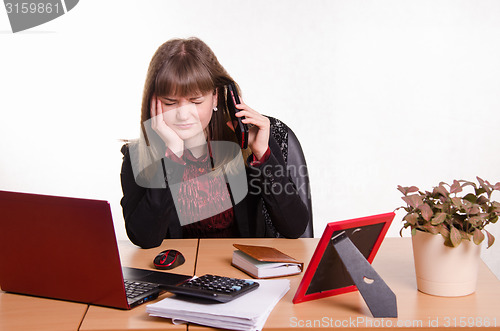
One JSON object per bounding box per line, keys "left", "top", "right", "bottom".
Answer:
{"left": 212, "top": 88, "right": 218, "bottom": 109}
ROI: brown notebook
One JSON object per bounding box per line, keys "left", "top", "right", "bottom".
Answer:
{"left": 231, "top": 244, "right": 304, "bottom": 279}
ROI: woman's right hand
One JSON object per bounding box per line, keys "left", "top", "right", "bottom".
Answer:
{"left": 150, "top": 95, "right": 184, "bottom": 157}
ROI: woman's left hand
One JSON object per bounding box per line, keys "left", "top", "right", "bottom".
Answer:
{"left": 233, "top": 102, "right": 270, "bottom": 160}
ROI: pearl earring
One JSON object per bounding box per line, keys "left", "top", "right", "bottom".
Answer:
{"left": 213, "top": 106, "right": 218, "bottom": 112}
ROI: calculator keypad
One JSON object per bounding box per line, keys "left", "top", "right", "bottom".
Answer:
{"left": 168, "top": 274, "right": 259, "bottom": 302}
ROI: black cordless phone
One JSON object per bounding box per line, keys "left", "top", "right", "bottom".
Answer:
{"left": 227, "top": 82, "right": 249, "bottom": 149}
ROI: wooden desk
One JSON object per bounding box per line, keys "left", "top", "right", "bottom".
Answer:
{"left": 193, "top": 238, "right": 500, "bottom": 330}
{"left": 79, "top": 239, "right": 198, "bottom": 331}
{"left": 0, "top": 291, "right": 87, "bottom": 331}
{"left": 2, "top": 238, "right": 500, "bottom": 330}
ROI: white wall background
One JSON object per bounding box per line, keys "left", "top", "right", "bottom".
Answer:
{"left": 1, "top": 0, "right": 499, "bottom": 277}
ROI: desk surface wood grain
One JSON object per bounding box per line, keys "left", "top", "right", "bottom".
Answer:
{"left": 0, "top": 291, "right": 87, "bottom": 331}
{"left": 2, "top": 238, "right": 499, "bottom": 331}
{"left": 192, "top": 237, "right": 500, "bottom": 330}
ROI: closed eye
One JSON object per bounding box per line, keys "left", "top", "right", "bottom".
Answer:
{"left": 159, "top": 96, "right": 204, "bottom": 105}
{"left": 160, "top": 97, "right": 177, "bottom": 106}
{"left": 191, "top": 97, "right": 204, "bottom": 104}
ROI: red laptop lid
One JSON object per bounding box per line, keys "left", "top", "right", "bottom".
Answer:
{"left": 0, "top": 190, "right": 129, "bottom": 309}
{"left": 293, "top": 212, "right": 395, "bottom": 304}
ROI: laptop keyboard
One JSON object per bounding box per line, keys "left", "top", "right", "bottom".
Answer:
{"left": 124, "top": 280, "right": 159, "bottom": 299}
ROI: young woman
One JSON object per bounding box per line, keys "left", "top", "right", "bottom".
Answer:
{"left": 120, "top": 37, "right": 310, "bottom": 248}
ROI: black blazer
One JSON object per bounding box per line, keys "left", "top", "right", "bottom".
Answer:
{"left": 120, "top": 117, "right": 310, "bottom": 248}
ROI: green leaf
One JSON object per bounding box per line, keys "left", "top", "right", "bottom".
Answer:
{"left": 477, "top": 176, "right": 492, "bottom": 196}
{"left": 473, "top": 229, "right": 485, "bottom": 245}
{"left": 402, "top": 195, "right": 423, "bottom": 209}
{"left": 419, "top": 204, "right": 434, "bottom": 221}
{"left": 467, "top": 204, "right": 481, "bottom": 215}
{"left": 477, "top": 176, "right": 485, "bottom": 186}
{"left": 475, "top": 187, "right": 487, "bottom": 196}
{"left": 451, "top": 197, "right": 463, "bottom": 209}
{"left": 450, "top": 180, "right": 463, "bottom": 194}
{"left": 439, "top": 226, "right": 450, "bottom": 238}
{"left": 450, "top": 226, "right": 462, "bottom": 247}
{"left": 438, "top": 226, "right": 453, "bottom": 246}
{"left": 397, "top": 185, "right": 405, "bottom": 195}
{"left": 423, "top": 223, "right": 439, "bottom": 234}
{"left": 463, "top": 193, "right": 477, "bottom": 203}
{"left": 491, "top": 202, "right": 500, "bottom": 213}
{"left": 468, "top": 216, "right": 483, "bottom": 227}
{"left": 485, "top": 229, "right": 495, "bottom": 249}
{"left": 461, "top": 180, "right": 477, "bottom": 189}
{"left": 443, "top": 239, "right": 454, "bottom": 247}
{"left": 397, "top": 185, "right": 419, "bottom": 196}
{"left": 431, "top": 213, "right": 447, "bottom": 225}
{"left": 459, "top": 230, "right": 470, "bottom": 240}
{"left": 434, "top": 185, "right": 449, "bottom": 197}
{"left": 408, "top": 186, "right": 420, "bottom": 193}
{"left": 434, "top": 204, "right": 444, "bottom": 210}
{"left": 403, "top": 213, "right": 419, "bottom": 225}
{"left": 476, "top": 195, "right": 488, "bottom": 205}
{"left": 441, "top": 201, "right": 451, "bottom": 214}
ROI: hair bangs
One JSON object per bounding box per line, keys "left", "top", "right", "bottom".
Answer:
{"left": 155, "top": 54, "right": 214, "bottom": 98}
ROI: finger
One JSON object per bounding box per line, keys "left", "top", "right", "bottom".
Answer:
{"left": 241, "top": 117, "right": 267, "bottom": 128}
{"left": 157, "top": 98, "right": 163, "bottom": 116}
{"left": 150, "top": 96, "right": 156, "bottom": 117}
{"left": 235, "top": 110, "right": 266, "bottom": 125}
{"left": 235, "top": 102, "right": 248, "bottom": 111}
{"left": 155, "top": 98, "right": 164, "bottom": 127}
{"left": 235, "top": 111, "right": 258, "bottom": 119}
{"left": 243, "top": 113, "right": 270, "bottom": 129}
{"left": 150, "top": 96, "right": 157, "bottom": 128}
{"left": 234, "top": 104, "right": 261, "bottom": 117}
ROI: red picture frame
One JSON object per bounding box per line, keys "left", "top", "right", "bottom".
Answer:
{"left": 293, "top": 212, "right": 395, "bottom": 304}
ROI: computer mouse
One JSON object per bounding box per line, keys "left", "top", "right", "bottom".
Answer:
{"left": 153, "top": 249, "right": 185, "bottom": 270}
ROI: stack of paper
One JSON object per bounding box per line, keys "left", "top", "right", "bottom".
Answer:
{"left": 146, "top": 279, "right": 290, "bottom": 331}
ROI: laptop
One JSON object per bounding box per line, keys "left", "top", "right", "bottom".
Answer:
{"left": 0, "top": 190, "right": 192, "bottom": 309}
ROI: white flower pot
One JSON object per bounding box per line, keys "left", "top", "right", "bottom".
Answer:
{"left": 411, "top": 230, "right": 481, "bottom": 297}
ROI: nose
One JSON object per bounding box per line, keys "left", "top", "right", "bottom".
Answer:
{"left": 175, "top": 104, "right": 191, "bottom": 121}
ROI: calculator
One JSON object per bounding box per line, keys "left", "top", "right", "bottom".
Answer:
{"left": 163, "top": 274, "right": 259, "bottom": 303}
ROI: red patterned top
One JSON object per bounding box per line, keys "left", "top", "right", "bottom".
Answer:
{"left": 165, "top": 145, "right": 270, "bottom": 238}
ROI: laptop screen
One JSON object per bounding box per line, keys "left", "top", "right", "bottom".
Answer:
{"left": 0, "top": 190, "right": 129, "bottom": 309}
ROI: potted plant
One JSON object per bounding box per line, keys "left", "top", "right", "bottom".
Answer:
{"left": 397, "top": 177, "right": 499, "bottom": 297}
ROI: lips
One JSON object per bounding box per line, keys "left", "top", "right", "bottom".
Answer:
{"left": 175, "top": 123, "right": 195, "bottom": 129}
